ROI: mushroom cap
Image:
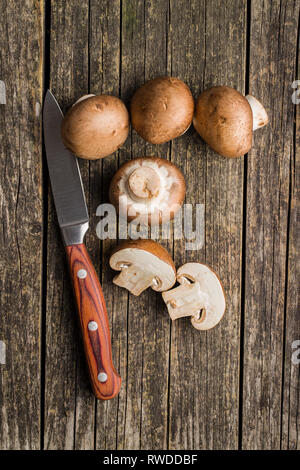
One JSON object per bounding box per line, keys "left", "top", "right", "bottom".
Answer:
{"left": 131, "top": 77, "right": 194, "bottom": 144}
{"left": 61, "top": 95, "right": 129, "bottom": 160}
{"left": 109, "top": 157, "right": 186, "bottom": 225}
{"left": 110, "top": 239, "right": 176, "bottom": 293}
{"left": 176, "top": 262, "right": 226, "bottom": 330}
{"left": 193, "top": 86, "right": 253, "bottom": 158}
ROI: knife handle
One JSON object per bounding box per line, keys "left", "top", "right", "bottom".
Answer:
{"left": 65, "top": 243, "right": 121, "bottom": 400}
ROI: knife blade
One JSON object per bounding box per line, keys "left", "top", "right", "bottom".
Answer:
{"left": 43, "top": 90, "right": 121, "bottom": 400}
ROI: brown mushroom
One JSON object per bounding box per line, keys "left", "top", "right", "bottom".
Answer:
{"left": 61, "top": 94, "right": 129, "bottom": 160}
{"left": 193, "top": 86, "right": 269, "bottom": 158}
{"left": 131, "top": 77, "right": 194, "bottom": 144}
{"left": 162, "top": 263, "right": 226, "bottom": 330}
{"left": 109, "top": 239, "right": 176, "bottom": 296}
{"left": 109, "top": 157, "right": 186, "bottom": 225}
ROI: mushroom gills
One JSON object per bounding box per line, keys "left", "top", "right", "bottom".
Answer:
{"left": 109, "top": 157, "right": 186, "bottom": 225}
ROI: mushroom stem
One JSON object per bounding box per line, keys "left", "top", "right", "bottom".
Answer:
{"left": 162, "top": 282, "right": 207, "bottom": 320}
{"left": 127, "top": 167, "right": 161, "bottom": 201}
{"left": 245, "top": 95, "right": 269, "bottom": 131}
{"left": 113, "top": 264, "right": 158, "bottom": 296}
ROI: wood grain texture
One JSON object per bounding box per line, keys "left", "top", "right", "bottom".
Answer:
{"left": 281, "top": 14, "right": 300, "bottom": 450}
{"left": 242, "top": 0, "right": 300, "bottom": 450}
{"left": 0, "top": 0, "right": 299, "bottom": 451}
{"left": 44, "top": 0, "right": 92, "bottom": 450}
{"left": 0, "top": 0, "right": 44, "bottom": 449}
{"left": 66, "top": 243, "right": 121, "bottom": 400}
{"left": 117, "top": 0, "right": 172, "bottom": 450}
{"left": 168, "top": 0, "right": 246, "bottom": 449}
{"left": 91, "top": 0, "right": 173, "bottom": 450}
{"left": 87, "top": 0, "right": 124, "bottom": 450}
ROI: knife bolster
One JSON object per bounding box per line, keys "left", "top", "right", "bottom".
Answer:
{"left": 61, "top": 222, "right": 89, "bottom": 246}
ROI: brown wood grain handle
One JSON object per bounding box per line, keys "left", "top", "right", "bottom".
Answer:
{"left": 65, "top": 243, "right": 121, "bottom": 400}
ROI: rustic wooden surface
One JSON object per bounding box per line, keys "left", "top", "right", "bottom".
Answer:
{"left": 0, "top": 0, "right": 44, "bottom": 449}
{"left": 0, "top": 0, "right": 299, "bottom": 450}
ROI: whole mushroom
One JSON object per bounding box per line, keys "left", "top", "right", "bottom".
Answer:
{"left": 131, "top": 77, "right": 194, "bottom": 144}
{"left": 193, "top": 86, "right": 269, "bottom": 158}
{"left": 162, "top": 263, "right": 226, "bottom": 330}
{"left": 109, "top": 157, "right": 186, "bottom": 225}
{"left": 61, "top": 94, "right": 129, "bottom": 160}
{"left": 109, "top": 239, "right": 176, "bottom": 296}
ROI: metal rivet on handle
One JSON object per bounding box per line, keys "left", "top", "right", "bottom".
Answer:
{"left": 77, "top": 269, "right": 87, "bottom": 279}
{"left": 98, "top": 372, "right": 108, "bottom": 383}
{"left": 88, "top": 321, "right": 98, "bottom": 331}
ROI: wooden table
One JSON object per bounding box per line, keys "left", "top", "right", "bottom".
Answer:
{"left": 0, "top": 0, "right": 299, "bottom": 450}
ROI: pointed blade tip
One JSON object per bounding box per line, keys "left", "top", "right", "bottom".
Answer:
{"left": 43, "top": 91, "right": 89, "bottom": 228}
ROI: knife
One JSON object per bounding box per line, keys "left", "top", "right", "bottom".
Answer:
{"left": 43, "top": 90, "right": 121, "bottom": 400}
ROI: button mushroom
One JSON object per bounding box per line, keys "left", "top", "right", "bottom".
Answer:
{"left": 131, "top": 77, "right": 194, "bottom": 144}
{"left": 193, "top": 86, "right": 269, "bottom": 158}
{"left": 162, "top": 263, "right": 225, "bottom": 330}
{"left": 61, "top": 94, "right": 129, "bottom": 160}
{"left": 109, "top": 157, "right": 186, "bottom": 225}
{"left": 109, "top": 240, "right": 176, "bottom": 296}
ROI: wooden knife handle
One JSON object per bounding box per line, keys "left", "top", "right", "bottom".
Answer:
{"left": 65, "top": 243, "right": 121, "bottom": 400}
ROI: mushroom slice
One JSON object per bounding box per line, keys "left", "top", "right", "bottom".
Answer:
{"left": 109, "top": 157, "right": 186, "bottom": 225}
{"left": 162, "top": 263, "right": 225, "bottom": 330}
{"left": 193, "top": 86, "right": 269, "bottom": 158}
{"left": 109, "top": 240, "right": 176, "bottom": 296}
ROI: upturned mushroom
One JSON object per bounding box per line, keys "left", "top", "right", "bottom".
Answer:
{"left": 162, "top": 263, "right": 225, "bottom": 330}
{"left": 109, "top": 157, "right": 186, "bottom": 225}
{"left": 61, "top": 94, "right": 129, "bottom": 160}
{"left": 193, "top": 86, "right": 269, "bottom": 158}
{"left": 131, "top": 77, "right": 194, "bottom": 144}
{"left": 109, "top": 240, "right": 176, "bottom": 296}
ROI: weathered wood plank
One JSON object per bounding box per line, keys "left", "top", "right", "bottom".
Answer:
{"left": 168, "top": 0, "right": 246, "bottom": 449}
{"left": 0, "top": 0, "right": 44, "bottom": 450}
{"left": 120, "top": 0, "right": 173, "bottom": 451}
{"left": 123, "top": 0, "right": 172, "bottom": 451}
{"left": 88, "top": 0, "right": 123, "bottom": 450}
{"left": 93, "top": 0, "right": 172, "bottom": 450}
{"left": 44, "top": 0, "right": 93, "bottom": 450}
{"left": 242, "top": 0, "right": 299, "bottom": 450}
{"left": 281, "top": 18, "right": 300, "bottom": 450}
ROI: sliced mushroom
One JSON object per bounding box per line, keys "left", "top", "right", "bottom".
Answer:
{"left": 109, "top": 157, "right": 186, "bottom": 225}
{"left": 61, "top": 94, "right": 129, "bottom": 160}
{"left": 131, "top": 77, "right": 194, "bottom": 144}
{"left": 193, "top": 86, "right": 269, "bottom": 158}
{"left": 162, "top": 263, "right": 225, "bottom": 330}
{"left": 109, "top": 240, "right": 176, "bottom": 296}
